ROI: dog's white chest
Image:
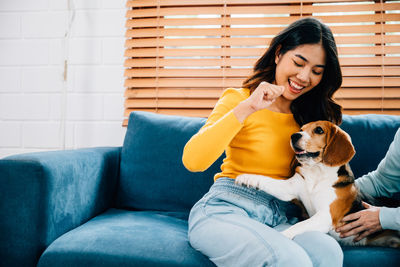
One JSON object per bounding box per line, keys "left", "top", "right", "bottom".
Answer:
{"left": 298, "top": 167, "right": 338, "bottom": 216}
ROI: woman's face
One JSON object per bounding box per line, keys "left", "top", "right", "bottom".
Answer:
{"left": 274, "top": 43, "right": 326, "bottom": 101}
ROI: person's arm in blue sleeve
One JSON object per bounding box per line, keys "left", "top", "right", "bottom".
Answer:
{"left": 336, "top": 128, "right": 400, "bottom": 240}
{"left": 379, "top": 207, "right": 400, "bottom": 231}
{"left": 355, "top": 127, "right": 400, "bottom": 198}
{"left": 356, "top": 127, "right": 400, "bottom": 231}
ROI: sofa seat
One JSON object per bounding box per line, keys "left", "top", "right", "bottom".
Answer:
{"left": 37, "top": 208, "right": 214, "bottom": 267}
{"left": 36, "top": 207, "right": 400, "bottom": 267}
{"left": 342, "top": 246, "right": 400, "bottom": 267}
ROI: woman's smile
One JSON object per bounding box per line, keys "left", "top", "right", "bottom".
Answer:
{"left": 288, "top": 79, "right": 306, "bottom": 94}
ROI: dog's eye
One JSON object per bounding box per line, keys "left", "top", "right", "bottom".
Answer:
{"left": 314, "top": 126, "right": 324, "bottom": 134}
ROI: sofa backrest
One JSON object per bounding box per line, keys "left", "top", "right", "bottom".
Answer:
{"left": 116, "top": 111, "right": 400, "bottom": 213}
{"left": 340, "top": 114, "right": 400, "bottom": 179}
{"left": 116, "top": 111, "right": 222, "bottom": 213}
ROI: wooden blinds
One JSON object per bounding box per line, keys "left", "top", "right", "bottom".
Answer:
{"left": 123, "top": 0, "right": 400, "bottom": 125}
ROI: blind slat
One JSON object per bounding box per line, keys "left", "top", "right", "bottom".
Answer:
{"left": 127, "top": 14, "right": 399, "bottom": 28}
{"left": 126, "top": 3, "right": 399, "bottom": 18}
{"left": 124, "top": 67, "right": 400, "bottom": 78}
{"left": 124, "top": 88, "right": 223, "bottom": 98}
{"left": 125, "top": 87, "right": 400, "bottom": 99}
{"left": 335, "top": 88, "right": 400, "bottom": 98}
{"left": 124, "top": 77, "right": 400, "bottom": 88}
{"left": 127, "top": 0, "right": 369, "bottom": 8}
{"left": 125, "top": 98, "right": 217, "bottom": 108}
{"left": 125, "top": 46, "right": 400, "bottom": 58}
{"left": 125, "top": 98, "right": 400, "bottom": 110}
{"left": 336, "top": 99, "right": 400, "bottom": 109}
{"left": 124, "top": 57, "right": 400, "bottom": 68}
{"left": 125, "top": 35, "right": 400, "bottom": 48}
{"left": 126, "top": 24, "right": 398, "bottom": 38}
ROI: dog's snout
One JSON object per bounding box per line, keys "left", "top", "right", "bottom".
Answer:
{"left": 291, "top": 133, "right": 302, "bottom": 145}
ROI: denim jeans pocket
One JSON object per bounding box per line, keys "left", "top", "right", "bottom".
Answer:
{"left": 202, "top": 190, "right": 281, "bottom": 227}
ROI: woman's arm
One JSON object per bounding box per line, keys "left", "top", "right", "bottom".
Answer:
{"left": 182, "top": 88, "right": 246, "bottom": 172}
{"left": 182, "top": 82, "right": 284, "bottom": 172}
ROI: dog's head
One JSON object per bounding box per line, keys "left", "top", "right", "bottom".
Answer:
{"left": 291, "top": 121, "right": 355, "bottom": 167}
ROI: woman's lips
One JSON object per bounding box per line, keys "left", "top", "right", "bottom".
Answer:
{"left": 288, "top": 79, "right": 305, "bottom": 94}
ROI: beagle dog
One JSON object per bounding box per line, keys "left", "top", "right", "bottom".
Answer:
{"left": 236, "top": 121, "right": 400, "bottom": 247}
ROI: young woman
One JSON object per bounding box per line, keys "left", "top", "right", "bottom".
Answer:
{"left": 183, "top": 18, "right": 344, "bottom": 267}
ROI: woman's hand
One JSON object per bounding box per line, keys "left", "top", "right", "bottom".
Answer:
{"left": 234, "top": 82, "right": 285, "bottom": 123}
{"left": 336, "top": 202, "right": 382, "bottom": 242}
{"left": 244, "top": 81, "right": 285, "bottom": 111}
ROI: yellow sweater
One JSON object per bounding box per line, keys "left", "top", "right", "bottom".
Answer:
{"left": 182, "top": 88, "right": 300, "bottom": 180}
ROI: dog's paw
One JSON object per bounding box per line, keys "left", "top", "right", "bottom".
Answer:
{"left": 235, "top": 174, "right": 261, "bottom": 189}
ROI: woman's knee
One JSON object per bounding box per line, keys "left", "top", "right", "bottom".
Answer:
{"left": 206, "top": 233, "right": 313, "bottom": 267}
{"left": 189, "top": 215, "right": 313, "bottom": 267}
{"left": 273, "top": 240, "right": 313, "bottom": 267}
{"left": 294, "top": 231, "right": 343, "bottom": 267}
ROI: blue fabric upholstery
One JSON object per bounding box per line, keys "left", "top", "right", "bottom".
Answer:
{"left": 342, "top": 246, "right": 400, "bottom": 267}
{"left": 0, "top": 147, "right": 120, "bottom": 267}
{"left": 1, "top": 111, "right": 399, "bottom": 267}
{"left": 340, "top": 114, "right": 400, "bottom": 179}
{"left": 116, "top": 111, "right": 222, "bottom": 213}
{"left": 37, "top": 208, "right": 213, "bottom": 267}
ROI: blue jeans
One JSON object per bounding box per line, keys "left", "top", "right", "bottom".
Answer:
{"left": 188, "top": 178, "right": 343, "bottom": 267}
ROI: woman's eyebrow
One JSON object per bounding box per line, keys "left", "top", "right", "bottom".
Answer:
{"left": 295, "top": 54, "right": 325, "bottom": 68}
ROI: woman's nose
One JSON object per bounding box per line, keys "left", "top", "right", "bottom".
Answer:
{"left": 297, "top": 68, "right": 310, "bottom": 83}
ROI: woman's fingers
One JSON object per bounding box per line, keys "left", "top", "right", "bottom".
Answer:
{"left": 246, "top": 81, "right": 286, "bottom": 111}
{"left": 257, "top": 81, "right": 284, "bottom": 101}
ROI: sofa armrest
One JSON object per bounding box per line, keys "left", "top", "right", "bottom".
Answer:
{"left": 0, "top": 147, "right": 121, "bottom": 267}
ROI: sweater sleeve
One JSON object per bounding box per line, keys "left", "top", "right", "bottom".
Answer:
{"left": 355, "top": 128, "right": 400, "bottom": 198}
{"left": 379, "top": 207, "right": 400, "bottom": 230}
{"left": 355, "top": 127, "right": 400, "bottom": 230}
{"left": 182, "top": 88, "right": 245, "bottom": 172}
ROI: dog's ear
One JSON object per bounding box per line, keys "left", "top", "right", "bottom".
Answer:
{"left": 323, "top": 126, "right": 355, "bottom": 167}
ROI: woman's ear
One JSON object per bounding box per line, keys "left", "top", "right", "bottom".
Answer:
{"left": 275, "top": 45, "right": 282, "bottom": 64}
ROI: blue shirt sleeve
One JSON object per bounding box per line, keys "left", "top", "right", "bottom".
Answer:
{"left": 379, "top": 207, "right": 400, "bottom": 230}
{"left": 355, "top": 127, "right": 400, "bottom": 230}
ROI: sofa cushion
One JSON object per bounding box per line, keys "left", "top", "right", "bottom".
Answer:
{"left": 37, "top": 209, "right": 400, "bottom": 267}
{"left": 342, "top": 246, "right": 400, "bottom": 267}
{"left": 37, "top": 209, "right": 215, "bottom": 267}
{"left": 117, "top": 111, "right": 222, "bottom": 212}
{"left": 340, "top": 114, "right": 400, "bottom": 179}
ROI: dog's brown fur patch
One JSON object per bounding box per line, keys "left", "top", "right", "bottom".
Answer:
{"left": 330, "top": 179, "right": 358, "bottom": 227}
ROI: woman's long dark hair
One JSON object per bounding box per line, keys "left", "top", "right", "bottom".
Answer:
{"left": 242, "top": 17, "right": 342, "bottom": 126}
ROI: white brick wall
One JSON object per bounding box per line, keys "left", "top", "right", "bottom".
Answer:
{"left": 0, "top": 0, "right": 127, "bottom": 158}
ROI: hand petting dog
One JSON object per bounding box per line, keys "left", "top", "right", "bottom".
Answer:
{"left": 336, "top": 202, "right": 382, "bottom": 242}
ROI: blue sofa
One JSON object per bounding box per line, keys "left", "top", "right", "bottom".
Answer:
{"left": 1, "top": 111, "right": 399, "bottom": 267}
